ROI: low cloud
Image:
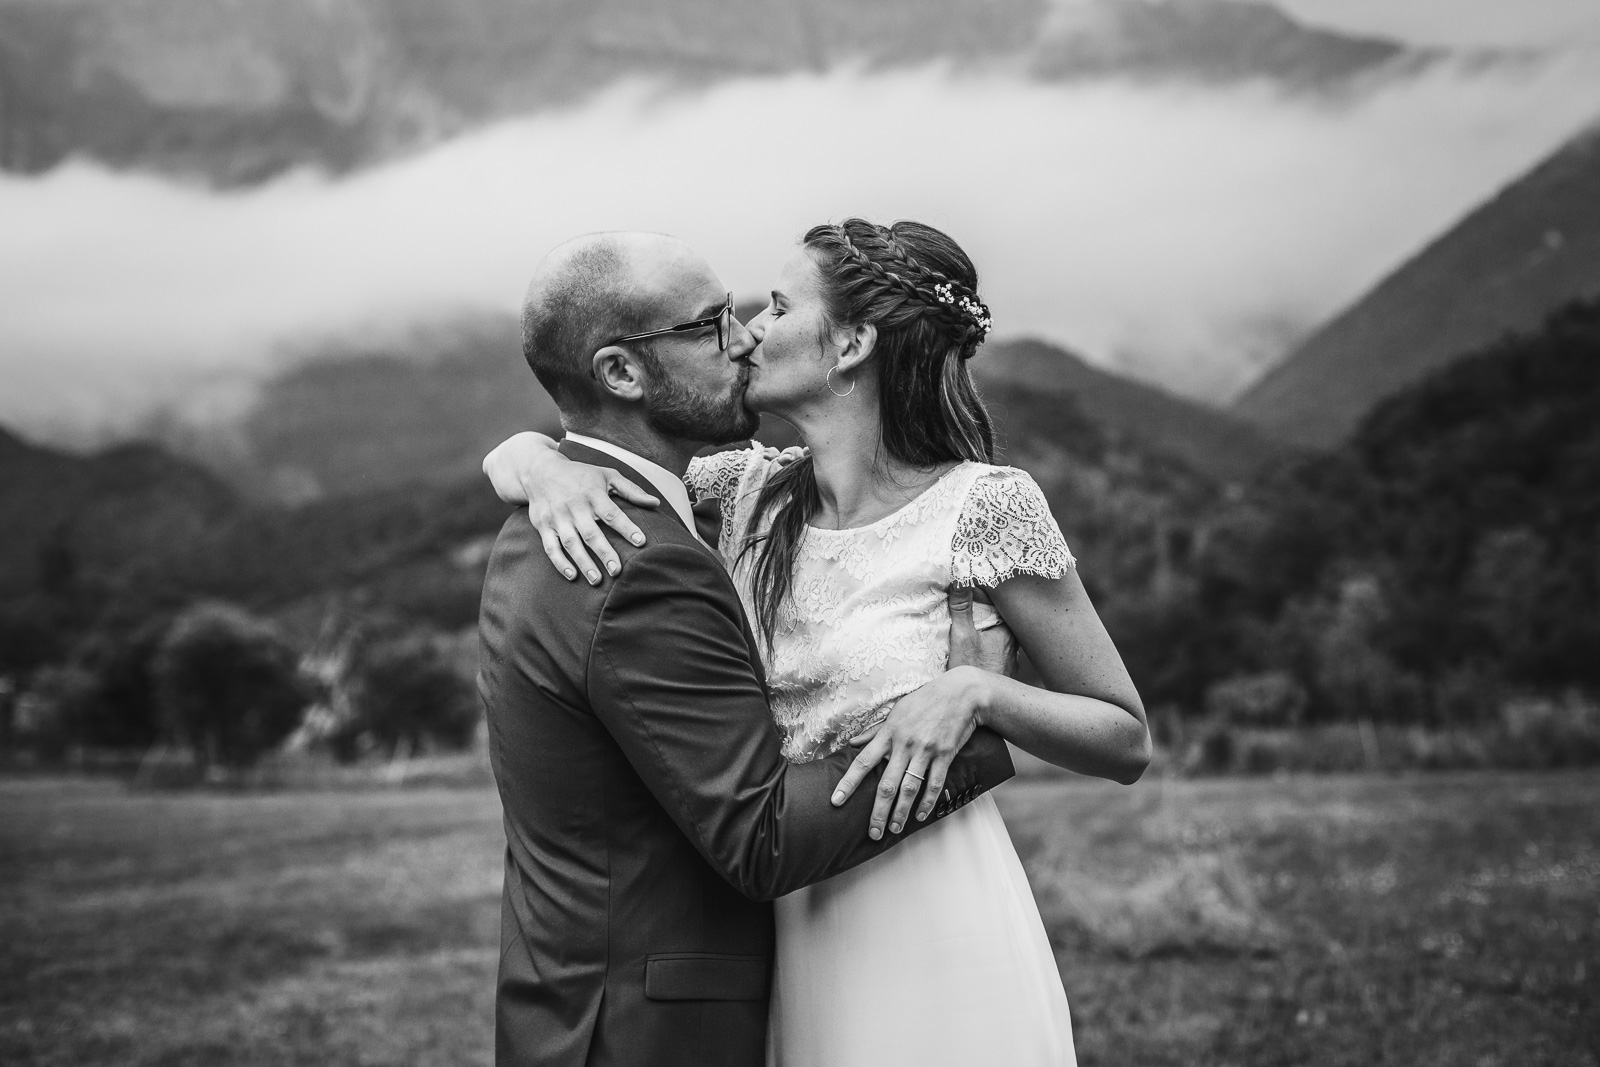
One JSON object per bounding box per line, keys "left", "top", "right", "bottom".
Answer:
{"left": 3, "top": 53, "right": 1597, "bottom": 441}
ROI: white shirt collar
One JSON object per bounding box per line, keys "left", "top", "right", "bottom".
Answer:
{"left": 563, "top": 432, "right": 708, "bottom": 547}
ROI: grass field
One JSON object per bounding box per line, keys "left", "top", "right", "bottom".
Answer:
{"left": 2, "top": 771, "right": 1596, "bottom": 1066}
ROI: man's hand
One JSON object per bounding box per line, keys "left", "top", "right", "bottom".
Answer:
{"left": 947, "top": 585, "right": 1018, "bottom": 677}
{"left": 764, "top": 444, "right": 809, "bottom": 468}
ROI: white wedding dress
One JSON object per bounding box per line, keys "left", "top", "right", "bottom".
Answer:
{"left": 686, "top": 449, "right": 1078, "bottom": 1067}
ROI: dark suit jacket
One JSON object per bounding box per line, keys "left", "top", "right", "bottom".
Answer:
{"left": 478, "top": 440, "right": 1015, "bottom": 1067}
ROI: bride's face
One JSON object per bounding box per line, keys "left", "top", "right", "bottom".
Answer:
{"left": 742, "top": 249, "right": 842, "bottom": 417}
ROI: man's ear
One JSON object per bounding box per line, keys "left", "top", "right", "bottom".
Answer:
{"left": 591, "top": 345, "right": 647, "bottom": 402}
{"left": 835, "top": 322, "right": 877, "bottom": 377}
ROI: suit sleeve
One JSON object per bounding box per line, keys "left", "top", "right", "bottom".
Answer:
{"left": 587, "top": 542, "right": 1013, "bottom": 901}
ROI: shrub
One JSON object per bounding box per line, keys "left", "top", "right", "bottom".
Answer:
{"left": 1498, "top": 692, "right": 1600, "bottom": 768}
{"left": 1183, "top": 722, "right": 1236, "bottom": 775}
{"left": 13, "top": 664, "right": 98, "bottom": 762}
{"left": 1204, "top": 671, "right": 1309, "bottom": 727}
{"left": 152, "top": 602, "right": 308, "bottom": 771}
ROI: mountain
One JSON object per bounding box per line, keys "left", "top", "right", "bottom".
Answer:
{"left": 1233, "top": 120, "right": 1600, "bottom": 449}
{"left": 234, "top": 316, "right": 561, "bottom": 502}
{"left": 1030, "top": 0, "right": 1414, "bottom": 87}
{"left": 0, "top": 0, "right": 1420, "bottom": 183}
{"left": 3, "top": 324, "right": 1259, "bottom": 627}
{"left": 202, "top": 323, "right": 1279, "bottom": 502}
{"left": 0, "top": 426, "right": 237, "bottom": 601}
{"left": 976, "top": 338, "right": 1286, "bottom": 483}
{"left": 0, "top": 418, "right": 513, "bottom": 637}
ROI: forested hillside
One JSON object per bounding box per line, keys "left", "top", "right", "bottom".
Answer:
{"left": 1181, "top": 297, "right": 1600, "bottom": 720}
{"left": 4, "top": 298, "right": 1595, "bottom": 762}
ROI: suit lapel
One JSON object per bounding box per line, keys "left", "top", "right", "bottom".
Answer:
{"left": 560, "top": 439, "right": 766, "bottom": 690}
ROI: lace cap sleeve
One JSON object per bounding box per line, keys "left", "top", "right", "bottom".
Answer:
{"left": 685, "top": 445, "right": 759, "bottom": 512}
{"left": 951, "top": 467, "right": 1076, "bottom": 588}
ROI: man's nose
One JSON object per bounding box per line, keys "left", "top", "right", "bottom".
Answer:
{"left": 729, "top": 315, "right": 759, "bottom": 361}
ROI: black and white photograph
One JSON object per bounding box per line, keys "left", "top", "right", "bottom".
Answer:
{"left": 2, "top": 1, "right": 1597, "bottom": 1064}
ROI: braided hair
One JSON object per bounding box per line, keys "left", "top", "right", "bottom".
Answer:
{"left": 740, "top": 218, "right": 998, "bottom": 650}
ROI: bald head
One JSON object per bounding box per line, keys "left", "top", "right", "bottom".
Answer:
{"left": 520, "top": 232, "right": 707, "bottom": 420}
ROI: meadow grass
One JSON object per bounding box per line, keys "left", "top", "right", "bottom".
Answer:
{"left": 2, "top": 771, "right": 1595, "bottom": 1066}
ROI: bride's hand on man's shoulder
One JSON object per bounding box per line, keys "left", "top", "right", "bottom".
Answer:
{"left": 481, "top": 431, "right": 661, "bottom": 586}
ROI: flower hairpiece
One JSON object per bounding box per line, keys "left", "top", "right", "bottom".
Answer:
{"left": 931, "top": 282, "right": 993, "bottom": 337}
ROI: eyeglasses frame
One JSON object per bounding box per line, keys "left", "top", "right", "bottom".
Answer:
{"left": 609, "top": 292, "right": 736, "bottom": 352}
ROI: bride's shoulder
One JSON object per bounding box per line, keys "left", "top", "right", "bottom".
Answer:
{"left": 961, "top": 460, "right": 1032, "bottom": 478}
{"left": 685, "top": 443, "right": 772, "bottom": 500}
{"left": 956, "top": 461, "right": 1049, "bottom": 499}
{"left": 950, "top": 462, "right": 1075, "bottom": 585}
{"left": 953, "top": 462, "right": 1055, "bottom": 520}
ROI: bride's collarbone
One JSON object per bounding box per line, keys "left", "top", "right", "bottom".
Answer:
{"left": 810, "top": 461, "right": 963, "bottom": 530}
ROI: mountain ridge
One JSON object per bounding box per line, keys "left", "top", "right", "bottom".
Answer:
{"left": 978, "top": 338, "right": 1286, "bottom": 483}
{"left": 0, "top": 0, "right": 1424, "bottom": 184}
{"left": 1234, "top": 118, "right": 1600, "bottom": 449}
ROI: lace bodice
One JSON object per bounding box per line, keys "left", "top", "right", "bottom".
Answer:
{"left": 685, "top": 448, "right": 1074, "bottom": 762}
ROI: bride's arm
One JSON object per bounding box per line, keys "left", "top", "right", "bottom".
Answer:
{"left": 483, "top": 431, "right": 660, "bottom": 585}
{"left": 483, "top": 431, "right": 805, "bottom": 584}
{"left": 979, "top": 570, "right": 1149, "bottom": 780}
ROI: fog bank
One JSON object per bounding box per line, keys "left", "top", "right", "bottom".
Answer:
{"left": 3, "top": 55, "right": 1598, "bottom": 440}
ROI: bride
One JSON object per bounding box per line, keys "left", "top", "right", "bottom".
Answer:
{"left": 484, "top": 218, "right": 1150, "bottom": 1066}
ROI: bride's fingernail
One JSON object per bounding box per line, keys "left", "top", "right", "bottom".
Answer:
{"left": 606, "top": 561, "right": 619, "bottom": 575}
{"left": 869, "top": 827, "right": 881, "bottom": 840}
{"left": 917, "top": 811, "right": 928, "bottom": 821}
{"left": 890, "top": 821, "right": 902, "bottom": 834}
{"left": 831, "top": 791, "right": 844, "bottom": 805}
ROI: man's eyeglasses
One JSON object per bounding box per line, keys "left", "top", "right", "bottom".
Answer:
{"left": 611, "top": 293, "right": 736, "bottom": 351}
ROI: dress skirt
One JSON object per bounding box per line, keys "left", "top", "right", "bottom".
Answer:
{"left": 767, "top": 793, "right": 1076, "bottom": 1066}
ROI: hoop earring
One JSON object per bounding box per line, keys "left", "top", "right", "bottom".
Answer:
{"left": 826, "top": 365, "right": 855, "bottom": 397}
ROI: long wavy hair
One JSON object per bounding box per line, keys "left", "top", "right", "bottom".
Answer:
{"left": 738, "top": 218, "right": 997, "bottom": 650}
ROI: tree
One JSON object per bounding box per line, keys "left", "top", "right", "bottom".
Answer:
{"left": 152, "top": 602, "right": 308, "bottom": 771}
{"left": 346, "top": 630, "right": 479, "bottom": 759}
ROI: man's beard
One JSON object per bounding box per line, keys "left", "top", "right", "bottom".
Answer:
{"left": 645, "top": 373, "right": 759, "bottom": 446}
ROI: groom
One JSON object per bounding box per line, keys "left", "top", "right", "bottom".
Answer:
{"left": 477, "top": 232, "right": 1015, "bottom": 1067}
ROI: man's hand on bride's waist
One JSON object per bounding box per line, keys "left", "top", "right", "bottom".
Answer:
{"left": 946, "top": 584, "right": 1017, "bottom": 677}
